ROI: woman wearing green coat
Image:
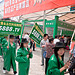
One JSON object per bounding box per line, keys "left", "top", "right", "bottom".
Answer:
{"left": 16, "top": 38, "right": 33, "bottom": 75}
{"left": 46, "top": 42, "right": 70, "bottom": 75}
{"left": 2, "top": 35, "right": 17, "bottom": 75}
{"left": 2, "top": 37, "right": 8, "bottom": 72}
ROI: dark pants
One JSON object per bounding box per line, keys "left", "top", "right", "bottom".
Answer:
{"left": 30, "top": 41, "right": 35, "bottom": 51}
{"left": 45, "top": 58, "right": 50, "bottom": 74}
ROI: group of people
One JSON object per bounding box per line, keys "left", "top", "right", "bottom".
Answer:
{"left": 0, "top": 33, "right": 75, "bottom": 75}
{"left": 0, "top": 35, "right": 33, "bottom": 75}
{"left": 40, "top": 34, "right": 75, "bottom": 75}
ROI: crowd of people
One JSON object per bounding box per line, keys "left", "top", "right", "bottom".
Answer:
{"left": 0, "top": 33, "right": 75, "bottom": 75}
{"left": 40, "top": 34, "right": 75, "bottom": 75}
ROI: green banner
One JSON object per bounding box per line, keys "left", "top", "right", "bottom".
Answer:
{"left": 58, "top": 21, "right": 75, "bottom": 30}
{"left": 29, "top": 23, "right": 44, "bottom": 44}
{"left": 0, "top": 20, "right": 22, "bottom": 35}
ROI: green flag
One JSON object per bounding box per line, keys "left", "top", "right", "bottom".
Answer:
{"left": 29, "top": 23, "right": 44, "bottom": 44}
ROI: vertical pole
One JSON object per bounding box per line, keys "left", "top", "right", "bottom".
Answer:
{"left": 8, "top": 35, "right": 10, "bottom": 46}
{"left": 43, "top": 10, "right": 46, "bottom": 33}
{"left": 60, "top": 29, "right": 62, "bottom": 35}
{"left": 71, "top": 30, "right": 75, "bottom": 42}
{"left": 53, "top": 16, "right": 59, "bottom": 38}
{"left": 20, "top": 21, "right": 25, "bottom": 43}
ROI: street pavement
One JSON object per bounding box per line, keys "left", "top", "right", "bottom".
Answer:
{"left": 0, "top": 47, "right": 70, "bottom": 75}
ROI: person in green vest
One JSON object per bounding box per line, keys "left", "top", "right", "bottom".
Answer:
{"left": 2, "top": 35, "right": 17, "bottom": 75}
{"left": 2, "top": 36, "right": 8, "bottom": 72}
{"left": 16, "top": 38, "right": 33, "bottom": 75}
{"left": 46, "top": 42, "right": 71, "bottom": 75}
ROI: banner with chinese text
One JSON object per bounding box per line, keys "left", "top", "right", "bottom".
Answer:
{"left": 4, "top": 0, "right": 75, "bottom": 18}
{"left": 0, "top": 20, "right": 22, "bottom": 35}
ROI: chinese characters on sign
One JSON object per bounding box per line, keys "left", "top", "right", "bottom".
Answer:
{"left": 29, "top": 23, "right": 44, "bottom": 44}
{"left": 5, "top": 0, "right": 29, "bottom": 14}
{"left": 4, "top": 0, "right": 75, "bottom": 18}
{"left": 34, "top": 0, "right": 45, "bottom": 5}
{"left": 0, "top": 20, "right": 22, "bottom": 35}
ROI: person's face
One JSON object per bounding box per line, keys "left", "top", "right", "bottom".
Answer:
{"left": 51, "top": 40, "right": 54, "bottom": 44}
{"left": 23, "top": 42, "right": 28, "bottom": 48}
{"left": 10, "top": 38, "right": 14, "bottom": 42}
{"left": 45, "top": 35, "right": 48, "bottom": 40}
{"left": 57, "top": 48, "right": 65, "bottom": 56}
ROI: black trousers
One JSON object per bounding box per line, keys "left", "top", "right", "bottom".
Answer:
{"left": 30, "top": 41, "right": 35, "bottom": 51}
{"left": 45, "top": 58, "right": 50, "bottom": 74}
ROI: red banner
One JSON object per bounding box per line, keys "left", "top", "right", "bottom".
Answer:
{"left": 4, "top": 0, "right": 75, "bottom": 18}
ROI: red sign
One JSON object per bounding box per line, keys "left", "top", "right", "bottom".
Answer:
{"left": 4, "top": 0, "right": 75, "bottom": 18}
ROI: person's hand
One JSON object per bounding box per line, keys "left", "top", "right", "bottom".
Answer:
{"left": 30, "top": 49, "right": 32, "bottom": 53}
{"left": 7, "top": 46, "right": 9, "bottom": 49}
{"left": 42, "top": 45, "right": 45, "bottom": 48}
{"left": 46, "top": 42, "right": 48, "bottom": 45}
{"left": 64, "top": 61, "right": 71, "bottom": 69}
{"left": 27, "top": 55, "right": 29, "bottom": 58}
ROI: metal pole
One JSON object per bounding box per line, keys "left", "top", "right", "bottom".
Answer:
{"left": 8, "top": 35, "right": 10, "bottom": 47}
{"left": 43, "top": 10, "right": 46, "bottom": 32}
{"left": 71, "top": 29, "right": 75, "bottom": 42}
{"left": 21, "top": 11, "right": 75, "bottom": 20}
{"left": 20, "top": 21, "right": 25, "bottom": 43}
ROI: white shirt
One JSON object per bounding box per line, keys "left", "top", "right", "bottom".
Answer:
{"left": 24, "top": 34, "right": 29, "bottom": 41}
{"left": 54, "top": 39, "right": 60, "bottom": 44}
{"left": 40, "top": 39, "right": 49, "bottom": 51}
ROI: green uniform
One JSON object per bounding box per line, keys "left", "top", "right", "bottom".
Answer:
{"left": 2, "top": 38, "right": 7, "bottom": 46}
{"left": 2, "top": 41, "right": 16, "bottom": 71}
{"left": 16, "top": 47, "right": 33, "bottom": 75}
{"left": 47, "top": 54, "right": 65, "bottom": 75}
{"left": 0, "top": 38, "right": 2, "bottom": 56}
{"left": 0, "top": 37, "right": 5, "bottom": 56}
{"left": 2, "top": 38, "right": 7, "bottom": 58}
{"left": 2, "top": 38, "right": 7, "bottom": 69}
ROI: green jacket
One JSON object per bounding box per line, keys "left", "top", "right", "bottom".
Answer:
{"left": 46, "top": 54, "right": 65, "bottom": 75}
{"left": 2, "top": 38, "right": 7, "bottom": 58}
{"left": 2, "top": 41, "right": 16, "bottom": 71}
{"left": 16, "top": 47, "right": 33, "bottom": 75}
{"left": 0, "top": 38, "right": 2, "bottom": 55}
{"left": 2, "top": 38, "right": 7, "bottom": 46}
{"left": 0, "top": 37, "right": 4, "bottom": 55}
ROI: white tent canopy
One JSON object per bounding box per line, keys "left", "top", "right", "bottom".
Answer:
{"left": 10, "top": 6, "right": 75, "bottom": 27}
